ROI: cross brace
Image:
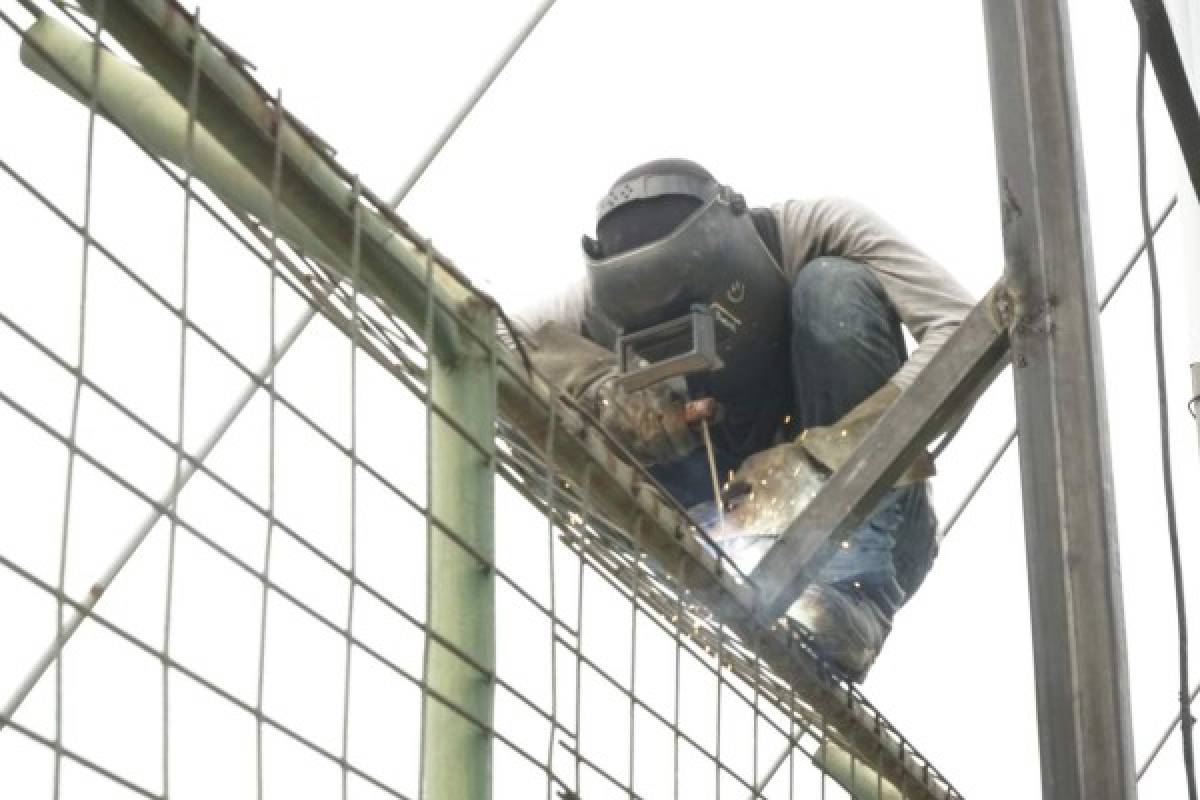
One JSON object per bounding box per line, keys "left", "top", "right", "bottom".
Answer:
{"left": 750, "top": 284, "right": 1012, "bottom": 620}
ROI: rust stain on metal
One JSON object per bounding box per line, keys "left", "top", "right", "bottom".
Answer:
{"left": 1001, "top": 176, "right": 1022, "bottom": 228}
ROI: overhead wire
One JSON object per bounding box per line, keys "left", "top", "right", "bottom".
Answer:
{"left": 16, "top": 0, "right": 43, "bottom": 20}
{"left": 1141, "top": 681, "right": 1200, "bottom": 780}
{"left": 1134, "top": 2, "right": 1197, "bottom": 794}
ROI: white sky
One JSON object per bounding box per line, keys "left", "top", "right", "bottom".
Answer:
{"left": 1, "top": 0, "right": 1199, "bottom": 798}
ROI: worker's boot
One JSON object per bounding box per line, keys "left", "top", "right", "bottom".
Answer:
{"left": 788, "top": 582, "right": 891, "bottom": 683}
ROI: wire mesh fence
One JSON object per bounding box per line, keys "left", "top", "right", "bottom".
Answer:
{"left": 0, "top": 2, "right": 966, "bottom": 798}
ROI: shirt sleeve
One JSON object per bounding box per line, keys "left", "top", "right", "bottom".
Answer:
{"left": 774, "top": 197, "right": 976, "bottom": 389}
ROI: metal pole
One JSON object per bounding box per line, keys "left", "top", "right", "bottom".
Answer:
{"left": 421, "top": 303, "right": 497, "bottom": 800}
{"left": 59, "top": 1, "right": 466, "bottom": 358}
{"left": 388, "top": 0, "right": 559, "bottom": 208}
{"left": 20, "top": 16, "right": 343, "bottom": 268}
{"left": 746, "top": 736, "right": 883, "bottom": 800}
{"left": 981, "top": 1, "right": 1137, "bottom": 797}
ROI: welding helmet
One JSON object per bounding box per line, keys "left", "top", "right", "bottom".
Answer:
{"left": 581, "top": 161, "right": 790, "bottom": 408}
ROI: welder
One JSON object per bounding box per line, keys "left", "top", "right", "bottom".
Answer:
{"left": 516, "top": 159, "right": 974, "bottom": 681}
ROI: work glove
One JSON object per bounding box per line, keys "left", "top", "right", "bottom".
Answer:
{"left": 586, "top": 371, "right": 697, "bottom": 464}
{"left": 797, "top": 382, "right": 934, "bottom": 486}
{"left": 721, "top": 439, "right": 825, "bottom": 539}
{"left": 526, "top": 322, "right": 698, "bottom": 465}
{"left": 720, "top": 382, "right": 931, "bottom": 536}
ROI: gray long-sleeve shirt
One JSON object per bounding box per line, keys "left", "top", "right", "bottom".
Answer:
{"left": 513, "top": 197, "right": 975, "bottom": 390}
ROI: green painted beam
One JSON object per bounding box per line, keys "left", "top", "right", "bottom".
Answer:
{"left": 816, "top": 740, "right": 905, "bottom": 800}
{"left": 422, "top": 305, "right": 497, "bottom": 800}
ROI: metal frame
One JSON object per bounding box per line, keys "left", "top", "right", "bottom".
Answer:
{"left": 3, "top": 0, "right": 557, "bottom": 736}
{"left": 750, "top": 0, "right": 1141, "bottom": 795}
{"left": 17, "top": 0, "right": 1192, "bottom": 794}
{"left": 3, "top": 1, "right": 967, "bottom": 797}
{"left": 982, "top": 1, "right": 1136, "bottom": 796}
{"left": 936, "top": 197, "right": 1177, "bottom": 544}
{"left": 422, "top": 290, "right": 498, "bottom": 800}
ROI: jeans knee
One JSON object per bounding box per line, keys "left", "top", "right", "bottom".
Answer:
{"left": 790, "top": 257, "right": 883, "bottom": 352}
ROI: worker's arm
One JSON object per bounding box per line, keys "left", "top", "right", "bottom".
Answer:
{"left": 508, "top": 274, "right": 590, "bottom": 338}
{"left": 524, "top": 321, "right": 697, "bottom": 465}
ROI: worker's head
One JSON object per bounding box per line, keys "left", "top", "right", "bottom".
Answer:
{"left": 581, "top": 159, "right": 790, "bottom": 399}
{"left": 582, "top": 158, "right": 716, "bottom": 259}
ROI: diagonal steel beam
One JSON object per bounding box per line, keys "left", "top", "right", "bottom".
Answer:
{"left": 749, "top": 286, "right": 1012, "bottom": 620}
{"left": 936, "top": 196, "right": 1177, "bottom": 544}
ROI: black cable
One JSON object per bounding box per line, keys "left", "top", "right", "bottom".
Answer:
{"left": 1135, "top": 4, "right": 1198, "bottom": 795}
{"left": 16, "top": 0, "right": 44, "bottom": 20}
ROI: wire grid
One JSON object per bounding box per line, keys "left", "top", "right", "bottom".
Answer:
{"left": 0, "top": 3, "right": 963, "bottom": 798}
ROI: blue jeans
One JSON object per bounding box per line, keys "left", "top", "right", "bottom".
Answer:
{"left": 651, "top": 257, "right": 938, "bottom": 619}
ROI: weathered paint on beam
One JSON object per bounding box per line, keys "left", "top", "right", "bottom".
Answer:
{"left": 423, "top": 305, "right": 497, "bottom": 800}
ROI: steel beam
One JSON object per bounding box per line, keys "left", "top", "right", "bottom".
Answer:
{"left": 815, "top": 740, "right": 905, "bottom": 800}
{"left": 72, "top": 0, "right": 465, "bottom": 359}
{"left": 750, "top": 287, "right": 1011, "bottom": 619}
{"left": 982, "top": 0, "right": 1137, "bottom": 797}
{"left": 422, "top": 305, "right": 497, "bottom": 800}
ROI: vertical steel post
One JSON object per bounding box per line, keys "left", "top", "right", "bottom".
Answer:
{"left": 421, "top": 304, "right": 497, "bottom": 800}
{"left": 982, "top": 1, "right": 1137, "bottom": 798}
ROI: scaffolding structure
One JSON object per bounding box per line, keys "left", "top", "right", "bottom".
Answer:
{"left": 0, "top": 0, "right": 1197, "bottom": 798}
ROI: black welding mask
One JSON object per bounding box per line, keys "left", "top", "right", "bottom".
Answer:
{"left": 582, "top": 169, "right": 790, "bottom": 408}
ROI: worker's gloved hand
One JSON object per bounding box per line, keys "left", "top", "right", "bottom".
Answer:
{"left": 798, "top": 382, "right": 934, "bottom": 486}
{"left": 525, "top": 322, "right": 698, "bottom": 465}
{"left": 721, "top": 440, "right": 825, "bottom": 538}
{"left": 586, "top": 371, "right": 697, "bottom": 464}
